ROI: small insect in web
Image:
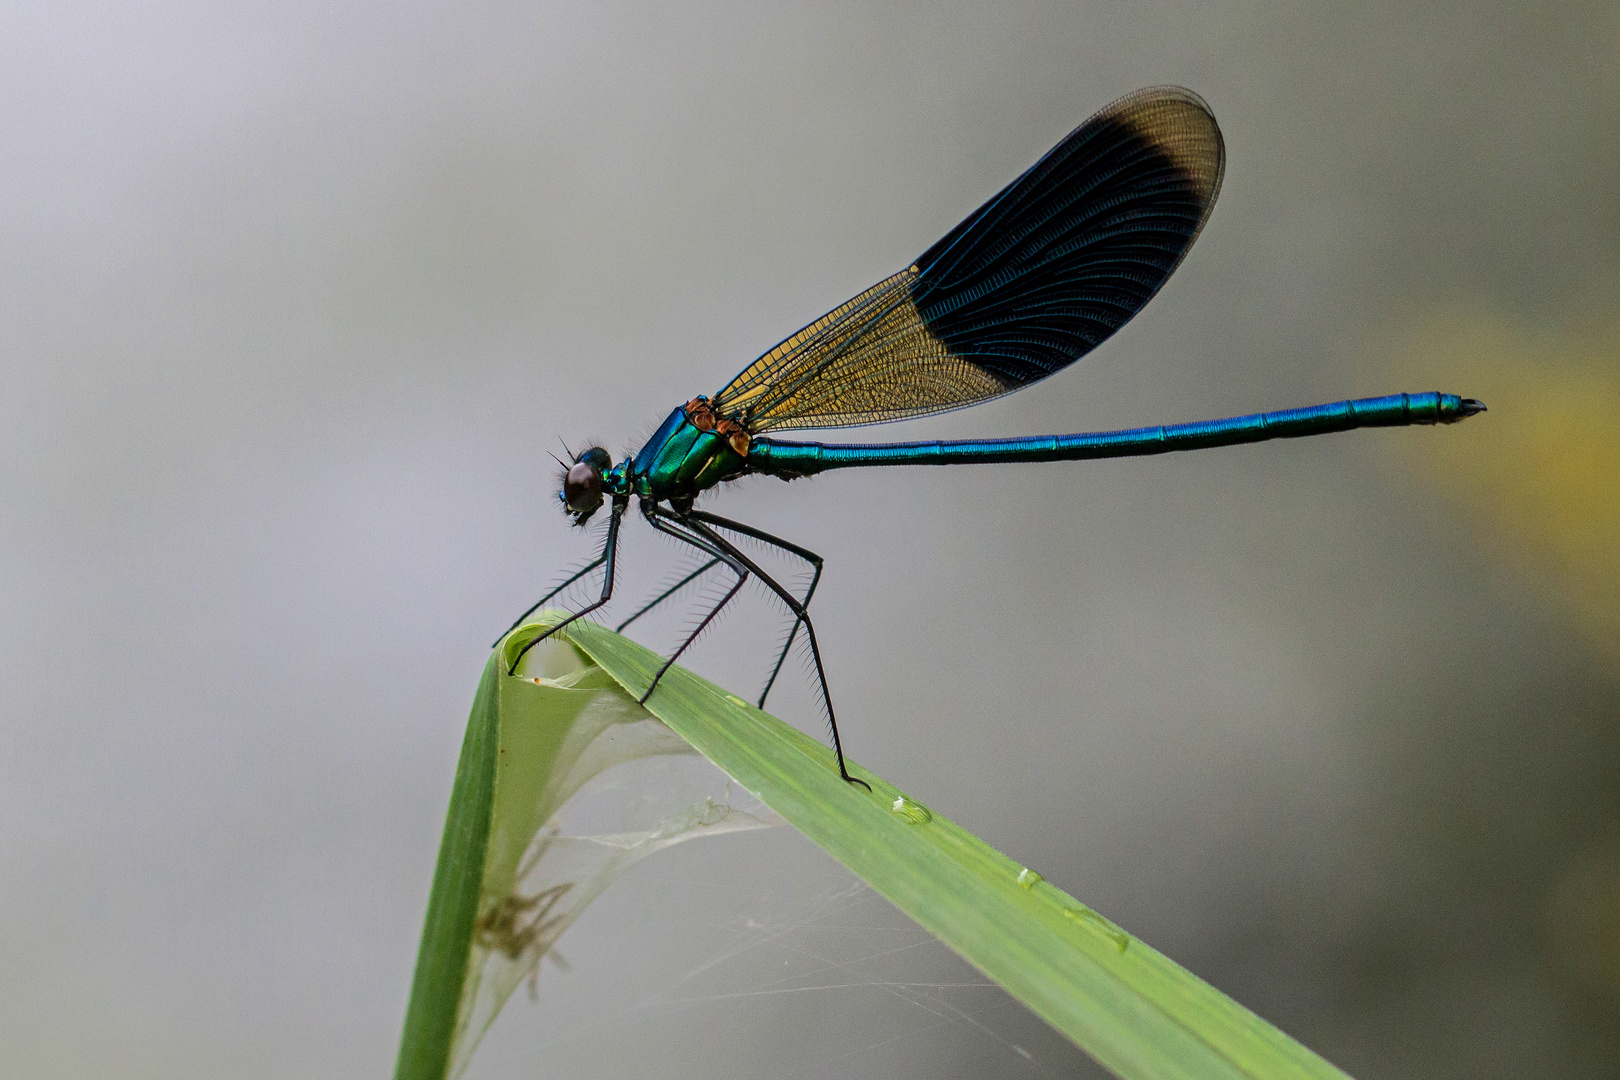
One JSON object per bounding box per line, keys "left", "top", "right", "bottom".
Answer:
{"left": 498, "top": 86, "right": 1485, "bottom": 789}
{"left": 474, "top": 883, "right": 574, "bottom": 963}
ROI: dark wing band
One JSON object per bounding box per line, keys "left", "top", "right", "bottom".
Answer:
{"left": 712, "top": 87, "right": 1225, "bottom": 433}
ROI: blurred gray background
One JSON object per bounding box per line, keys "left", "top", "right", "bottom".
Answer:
{"left": 4, "top": 1, "right": 1619, "bottom": 1077}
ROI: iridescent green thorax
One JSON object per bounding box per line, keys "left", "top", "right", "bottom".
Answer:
{"left": 601, "top": 461, "right": 631, "bottom": 498}
{"left": 628, "top": 404, "right": 749, "bottom": 503}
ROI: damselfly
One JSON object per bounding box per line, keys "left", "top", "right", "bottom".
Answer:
{"left": 501, "top": 87, "right": 1484, "bottom": 789}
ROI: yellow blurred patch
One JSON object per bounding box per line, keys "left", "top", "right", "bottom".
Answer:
{"left": 1384, "top": 307, "right": 1620, "bottom": 660}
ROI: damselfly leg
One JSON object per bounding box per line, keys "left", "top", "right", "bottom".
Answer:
{"left": 506, "top": 498, "right": 627, "bottom": 675}
{"left": 684, "top": 509, "right": 823, "bottom": 711}
{"left": 679, "top": 513, "right": 869, "bottom": 791}
{"left": 614, "top": 557, "right": 722, "bottom": 633}
{"left": 639, "top": 504, "right": 749, "bottom": 702}
{"left": 494, "top": 552, "right": 606, "bottom": 647}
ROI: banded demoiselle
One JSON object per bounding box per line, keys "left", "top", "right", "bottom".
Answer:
{"left": 502, "top": 87, "right": 1484, "bottom": 788}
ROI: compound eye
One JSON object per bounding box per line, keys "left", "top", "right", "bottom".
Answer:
{"left": 563, "top": 461, "right": 604, "bottom": 513}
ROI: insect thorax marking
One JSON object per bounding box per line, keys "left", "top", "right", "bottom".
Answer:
{"left": 685, "top": 396, "right": 751, "bottom": 456}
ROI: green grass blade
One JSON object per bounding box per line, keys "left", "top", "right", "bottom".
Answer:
{"left": 395, "top": 640, "right": 774, "bottom": 1080}
{"left": 395, "top": 653, "right": 503, "bottom": 1080}
{"left": 542, "top": 618, "right": 1355, "bottom": 1080}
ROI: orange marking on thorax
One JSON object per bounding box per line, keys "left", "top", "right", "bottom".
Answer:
{"left": 685, "top": 397, "right": 750, "bottom": 456}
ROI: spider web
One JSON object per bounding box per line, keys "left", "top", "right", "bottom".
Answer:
{"left": 464, "top": 756, "right": 1106, "bottom": 1078}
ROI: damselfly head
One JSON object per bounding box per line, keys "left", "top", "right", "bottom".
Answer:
{"left": 558, "top": 446, "right": 611, "bottom": 525}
